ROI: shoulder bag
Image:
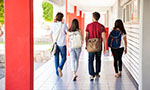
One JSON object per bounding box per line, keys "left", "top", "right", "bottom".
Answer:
{"left": 50, "top": 23, "right": 63, "bottom": 55}
{"left": 86, "top": 26, "right": 103, "bottom": 52}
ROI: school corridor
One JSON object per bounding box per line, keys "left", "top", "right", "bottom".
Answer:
{"left": 33, "top": 49, "right": 137, "bottom": 90}
{"left": 0, "top": 0, "right": 150, "bottom": 90}
{"left": 0, "top": 48, "right": 138, "bottom": 90}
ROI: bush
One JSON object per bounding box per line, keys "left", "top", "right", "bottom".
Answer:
{"left": 0, "top": 0, "right": 4, "bottom": 24}
{"left": 42, "top": 1, "right": 53, "bottom": 22}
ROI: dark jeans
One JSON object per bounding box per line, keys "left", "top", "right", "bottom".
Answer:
{"left": 111, "top": 48, "right": 124, "bottom": 73}
{"left": 88, "top": 50, "right": 102, "bottom": 76}
{"left": 54, "top": 45, "right": 67, "bottom": 75}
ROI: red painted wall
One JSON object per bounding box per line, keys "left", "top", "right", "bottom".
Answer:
{"left": 105, "top": 28, "right": 109, "bottom": 50}
{"left": 5, "top": 0, "right": 34, "bottom": 90}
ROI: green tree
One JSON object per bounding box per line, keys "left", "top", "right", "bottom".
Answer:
{"left": 0, "top": 0, "right": 4, "bottom": 24}
{"left": 42, "top": 1, "right": 53, "bottom": 22}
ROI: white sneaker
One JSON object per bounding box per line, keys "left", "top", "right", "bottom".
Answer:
{"left": 90, "top": 76, "right": 94, "bottom": 81}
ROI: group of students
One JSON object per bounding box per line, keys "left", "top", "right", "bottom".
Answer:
{"left": 50, "top": 12, "right": 127, "bottom": 81}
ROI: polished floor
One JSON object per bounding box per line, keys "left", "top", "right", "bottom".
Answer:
{"left": 0, "top": 51, "right": 138, "bottom": 90}
{"left": 34, "top": 55, "right": 138, "bottom": 90}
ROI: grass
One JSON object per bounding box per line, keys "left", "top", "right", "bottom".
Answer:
{"left": 0, "top": 42, "right": 4, "bottom": 44}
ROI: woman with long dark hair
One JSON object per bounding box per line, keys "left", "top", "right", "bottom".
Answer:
{"left": 68, "top": 19, "right": 83, "bottom": 81}
{"left": 111, "top": 19, "right": 127, "bottom": 77}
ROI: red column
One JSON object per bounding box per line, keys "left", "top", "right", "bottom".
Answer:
{"left": 79, "top": 11, "right": 82, "bottom": 28}
{"left": 74, "top": 6, "right": 77, "bottom": 15}
{"left": 105, "top": 28, "right": 109, "bottom": 51}
{"left": 82, "top": 13, "right": 85, "bottom": 43}
{"left": 5, "top": 0, "right": 33, "bottom": 90}
{"left": 80, "top": 11, "right": 82, "bottom": 17}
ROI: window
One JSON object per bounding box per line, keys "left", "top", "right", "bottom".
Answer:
{"left": 122, "top": 0, "right": 139, "bottom": 23}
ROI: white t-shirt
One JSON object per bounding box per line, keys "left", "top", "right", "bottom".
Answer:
{"left": 50, "top": 21, "right": 68, "bottom": 46}
{"left": 120, "top": 34, "right": 126, "bottom": 48}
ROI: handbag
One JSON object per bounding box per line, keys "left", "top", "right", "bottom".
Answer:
{"left": 86, "top": 25, "right": 103, "bottom": 52}
{"left": 50, "top": 23, "right": 63, "bottom": 55}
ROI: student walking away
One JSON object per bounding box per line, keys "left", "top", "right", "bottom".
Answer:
{"left": 50, "top": 12, "right": 68, "bottom": 77}
{"left": 108, "top": 19, "right": 127, "bottom": 78}
{"left": 67, "top": 19, "right": 83, "bottom": 81}
{"left": 85, "top": 12, "right": 107, "bottom": 81}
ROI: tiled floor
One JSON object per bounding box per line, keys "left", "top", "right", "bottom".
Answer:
{"left": 34, "top": 55, "right": 138, "bottom": 90}
{"left": 0, "top": 50, "right": 138, "bottom": 90}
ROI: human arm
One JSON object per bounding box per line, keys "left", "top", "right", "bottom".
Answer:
{"left": 50, "top": 34, "right": 53, "bottom": 42}
{"left": 85, "top": 32, "right": 89, "bottom": 49}
{"left": 124, "top": 35, "right": 127, "bottom": 54}
{"left": 64, "top": 23, "right": 68, "bottom": 34}
{"left": 49, "top": 24, "right": 53, "bottom": 42}
{"left": 79, "top": 29, "right": 83, "bottom": 41}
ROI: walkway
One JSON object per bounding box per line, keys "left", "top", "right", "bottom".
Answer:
{"left": 34, "top": 53, "right": 137, "bottom": 90}
{"left": 0, "top": 49, "right": 138, "bottom": 90}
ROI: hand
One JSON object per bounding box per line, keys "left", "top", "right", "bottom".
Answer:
{"left": 85, "top": 46, "right": 87, "bottom": 50}
{"left": 103, "top": 49, "right": 106, "bottom": 54}
{"left": 124, "top": 49, "right": 127, "bottom": 54}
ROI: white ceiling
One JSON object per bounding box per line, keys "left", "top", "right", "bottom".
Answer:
{"left": 68, "top": 0, "right": 116, "bottom": 11}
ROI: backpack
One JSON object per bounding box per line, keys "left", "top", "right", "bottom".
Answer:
{"left": 69, "top": 31, "right": 82, "bottom": 49}
{"left": 108, "top": 29, "right": 122, "bottom": 48}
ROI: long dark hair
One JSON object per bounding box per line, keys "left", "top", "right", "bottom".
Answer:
{"left": 68, "top": 19, "right": 79, "bottom": 32}
{"left": 113, "top": 19, "right": 126, "bottom": 34}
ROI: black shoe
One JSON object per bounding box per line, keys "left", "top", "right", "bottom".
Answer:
{"left": 73, "top": 75, "right": 78, "bottom": 81}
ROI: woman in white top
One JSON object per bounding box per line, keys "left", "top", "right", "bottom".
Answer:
{"left": 111, "top": 19, "right": 127, "bottom": 78}
{"left": 67, "top": 19, "right": 83, "bottom": 81}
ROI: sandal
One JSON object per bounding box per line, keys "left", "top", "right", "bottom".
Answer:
{"left": 115, "top": 74, "right": 119, "bottom": 78}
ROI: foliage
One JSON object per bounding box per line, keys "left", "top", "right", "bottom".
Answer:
{"left": 42, "top": 1, "right": 53, "bottom": 22}
{"left": 0, "top": 0, "right": 4, "bottom": 24}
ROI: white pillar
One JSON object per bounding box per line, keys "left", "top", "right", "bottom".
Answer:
{"left": 117, "top": 0, "right": 122, "bottom": 19}
{"left": 106, "top": 10, "right": 109, "bottom": 27}
{"left": 140, "top": 0, "right": 150, "bottom": 90}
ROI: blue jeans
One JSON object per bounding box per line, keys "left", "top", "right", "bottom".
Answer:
{"left": 88, "top": 50, "right": 102, "bottom": 76}
{"left": 70, "top": 48, "right": 81, "bottom": 72}
{"left": 54, "top": 45, "right": 67, "bottom": 75}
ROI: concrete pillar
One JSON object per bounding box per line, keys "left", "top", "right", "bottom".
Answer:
{"left": 106, "top": 10, "right": 109, "bottom": 27}
{"left": 5, "top": 0, "right": 34, "bottom": 89}
{"left": 140, "top": 0, "right": 150, "bottom": 90}
{"left": 65, "top": 0, "right": 68, "bottom": 23}
{"left": 117, "top": 0, "right": 122, "bottom": 19}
